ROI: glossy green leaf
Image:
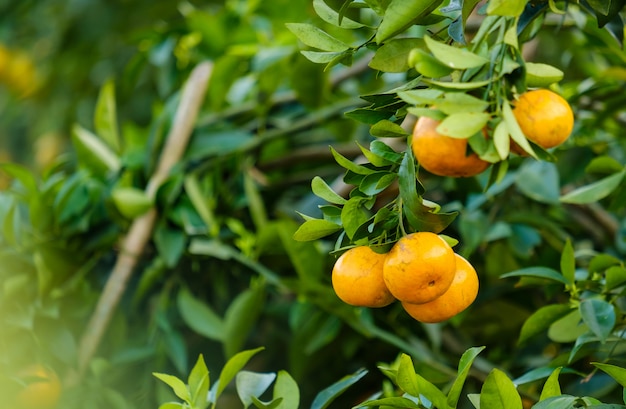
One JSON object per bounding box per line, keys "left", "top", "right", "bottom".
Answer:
{"left": 515, "top": 161, "right": 560, "bottom": 204}
{"left": 313, "top": 0, "right": 364, "bottom": 28}
{"left": 501, "top": 267, "right": 571, "bottom": 285}
{"left": 292, "top": 219, "right": 342, "bottom": 241}
{"left": 359, "top": 172, "right": 397, "bottom": 196}
{"left": 355, "top": 397, "right": 420, "bottom": 408}
{"left": 502, "top": 100, "right": 537, "bottom": 159}
{"left": 480, "top": 369, "right": 523, "bottom": 409}
{"left": 605, "top": 266, "right": 626, "bottom": 291}
{"left": 579, "top": 298, "right": 616, "bottom": 343}
{"left": 448, "top": 346, "right": 486, "bottom": 407}
{"left": 94, "top": 79, "right": 120, "bottom": 152}
{"left": 300, "top": 50, "right": 345, "bottom": 64}
{"left": 424, "top": 36, "right": 489, "bottom": 69}
{"left": 593, "top": 363, "right": 626, "bottom": 388}
{"left": 215, "top": 347, "right": 265, "bottom": 404}
{"left": 424, "top": 78, "right": 494, "bottom": 90}
{"left": 341, "top": 197, "right": 370, "bottom": 240}
{"left": 585, "top": 155, "right": 625, "bottom": 174}
{"left": 286, "top": 23, "right": 350, "bottom": 52}
{"left": 375, "top": 0, "right": 444, "bottom": 44}
{"left": 525, "top": 62, "right": 564, "bottom": 87}
{"left": 177, "top": 287, "right": 224, "bottom": 341}
{"left": 250, "top": 396, "right": 283, "bottom": 409}
{"left": 111, "top": 187, "right": 152, "bottom": 218}
{"left": 370, "top": 38, "right": 423, "bottom": 73}
{"left": 560, "top": 171, "right": 625, "bottom": 204}
{"left": 548, "top": 309, "right": 588, "bottom": 343}
{"left": 310, "top": 368, "right": 368, "bottom": 409}
{"left": 358, "top": 143, "right": 393, "bottom": 167}
{"left": 370, "top": 140, "right": 403, "bottom": 163}
{"left": 408, "top": 48, "right": 455, "bottom": 78}
{"left": 487, "top": 0, "right": 526, "bottom": 16}
{"left": 531, "top": 396, "right": 578, "bottom": 409}
{"left": 370, "top": 119, "right": 410, "bottom": 139}
{"left": 438, "top": 92, "right": 489, "bottom": 114}
{"left": 436, "top": 112, "right": 490, "bottom": 138}
{"left": 518, "top": 304, "right": 572, "bottom": 345}
{"left": 311, "top": 176, "right": 347, "bottom": 205}
{"left": 396, "top": 354, "right": 420, "bottom": 396}
{"left": 72, "top": 124, "right": 122, "bottom": 173}
{"left": 539, "top": 367, "right": 562, "bottom": 401}
{"left": 188, "top": 355, "right": 210, "bottom": 409}
{"left": 493, "top": 121, "right": 510, "bottom": 160}
{"left": 153, "top": 373, "right": 191, "bottom": 403}
{"left": 155, "top": 222, "right": 186, "bottom": 267}
{"left": 331, "top": 146, "right": 376, "bottom": 175}
{"left": 273, "top": 370, "right": 300, "bottom": 409}
{"left": 236, "top": 371, "right": 276, "bottom": 409}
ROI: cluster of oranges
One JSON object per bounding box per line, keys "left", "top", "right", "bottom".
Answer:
{"left": 331, "top": 232, "right": 479, "bottom": 323}
{"left": 412, "top": 89, "right": 574, "bottom": 178}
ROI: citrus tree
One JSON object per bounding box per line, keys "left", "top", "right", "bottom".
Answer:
{"left": 1, "top": 1, "right": 626, "bottom": 408}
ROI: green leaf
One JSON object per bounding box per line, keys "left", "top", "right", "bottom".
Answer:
{"left": 376, "top": 0, "right": 444, "bottom": 44}
{"left": 111, "top": 187, "right": 153, "bottom": 218}
{"left": 370, "top": 119, "right": 410, "bottom": 138}
{"left": 585, "top": 156, "right": 625, "bottom": 174}
{"left": 593, "top": 363, "right": 626, "bottom": 388}
{"left": 424, "top": 78, "right": 494, "bottom": 90}
{"left": 605, "top": 266, "right": 626, "bottom": 291}
{"left": 502, "top": 100, "right": 537, "bottom": 159}
{"left": 155, "top": 223, "right": 186, "bottom": 267}
{"left": 286, "top": 23, "right": 350, "bottom": 52}
{"left": 355, "top": 397, "right": 420, "bottom": 408}
{"left": 396, "top": 354, "right": 420, "bottom": 396}
{"left": 251, "top": 396, "right": 284, "bottom": 409}
{"left": 525, "top": 62, "right": 564, "bottom": 87}
{"left": 579, "top": 298, "right": 616, "bottom": 343}
{"left": 236, "top": 371, "right": 277, "bottom": 409}
{"left": 177, "top": 287, "right": 224, "bottom": 341}
{"left": 548, "top": 309, "right": 589, "bottom": 343}
{"left": 370, "top": 38, "right": 423, "bottom": 73}
{"left": 539, "top": 367, "right": 562, "bottom": 401}
{"left": 501, "top": 267, "right": 571, "bottom": 285}
{"left": 531, "top": 395, "right": 578, "bottom": 409}
{"left": 408, "top": 48, "right": 455, "bottom": 78}
{"left": 447, "top": 346, "right": 486, "bottom": 407}
{"left": 589, "top": 253, "right": 622, "bottom": 274}
{"left": 370, "top": 140, "right": 403, "bottom": 164}
{"left": 273, "top": 370, "right": 300, "bottom": 409}
{"left": 94, "top": 79, "right": 120, "bottom": 152}
{"left": 424, "top": 36, "right": 489, "bottom": 69}
{"left": 487, "top": 0, "right": 526, "bottom": 16}
{"left": 493, "top": 121, "right": 510, "bottom": 160}
{"left": 359, "top": 172, "right": 397, "bottom": 196}
{"left": 72, "top": 124, "right": 122, "bottom": 173}
{"left": 341, "top": 197, "right": 370, "bottom": 240}
{"left": 311, "top": 368, "right": 368, "bottom": 409}
{"left": 436, "top": 112, "right": 490, "bottom": 138}
{"left": 438, "top": 92, "right": 489, "bottom": 114}
{"left": 311, "top": 176, "right": 347, "bottom": 205}
{"left": 224, "top": 280, "right": 266, "bottom": 358}
{"left": 215, "top": 347, "right": 265, "bottom": 404}
{"left": 188, "top": 355, "right": 210, "bottom": 409}
{"left": 292, "top": 219, "right": 342, "bottom": 241}
{"left": 560, "top": 239, "right": 575, "bottom": 284}
{"left": 518, "top": 304, "right": 572, "bottom": 345}
{"left": 158, "top": 403, "right": 185, "bottom": 409}
{"left": 331, "top": 146, "right": 376, "bottom": 175}
{"left": 358, "top": 143, "right": 394, "bottom": 167}
{"left": 515, "top": 161, "right": 560, "bottom": 204}
{"left": 560, "top": 171, "right": 626, "bottom": 204}
{"left": 313, "top": 0, "right": 364, "bottom": 28}
{"left": 479, "top": 369, "right": 523, "bottom": 409}
{"left": 153, "top": 373, "right": 191, "bottom": 403}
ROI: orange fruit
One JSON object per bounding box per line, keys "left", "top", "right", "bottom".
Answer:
{"left": 383, "top": 232, "right": 456, "bottom": 304}
{"left": 402, "top": 254, "right": 479, "bottom": 323}
{"left": 14, "top": 364, "right": 62, "bottom": 409}
{"left": 411, "top": 115, "right": 490, "bottom": 177}
{"left": 512, "top": 89, "right": 574, "bottom": 149}
{"left": 331, "top": 246, "right": 395, "bottom": 308}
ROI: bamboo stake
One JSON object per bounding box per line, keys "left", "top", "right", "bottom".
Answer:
{"left": 75, "top": 61, "right": 213, "bottom": 376}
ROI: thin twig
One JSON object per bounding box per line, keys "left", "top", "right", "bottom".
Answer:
{"left": 74, "top": 61, "right": 213, "bottom": 378}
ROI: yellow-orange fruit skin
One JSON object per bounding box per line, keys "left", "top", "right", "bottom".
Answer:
{"left": 14, "top": 364, "right": 62, "bottom": 409}
{"left": 512, "top": 89, "right": 574, "bottom": 149}
{"left": 402, "top": 254, "right": 479, "bottom": 323}
{"left": 383, "top": 232, "right": 456, "bottom": 304}
{"left": 411, "top": 116, "right": 490, "bottom": 177}
{"left": 332, "top": 246, "right": 395, "bottom": 308}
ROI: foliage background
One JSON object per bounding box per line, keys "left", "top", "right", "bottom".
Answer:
{"left": 0, "top": 1, "right": 626, "bottom": 408}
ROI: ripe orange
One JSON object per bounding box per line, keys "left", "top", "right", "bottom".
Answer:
{"left": 383, "top": 232, "right": 456, "bottom": 304}
{"left": 512, "top": 89, "right": 574, "bottom": 149}
{"left": 402, "top": 254, "right": 479, "bottom": 323}
{"left": 14, "top": 364, "right": 62, "bottom": 409}
{"left": 411, "top": 115, "right": 490, "bottom": 177}
{"left": 331, "top": 246, "right": 395, "bottom": 308}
